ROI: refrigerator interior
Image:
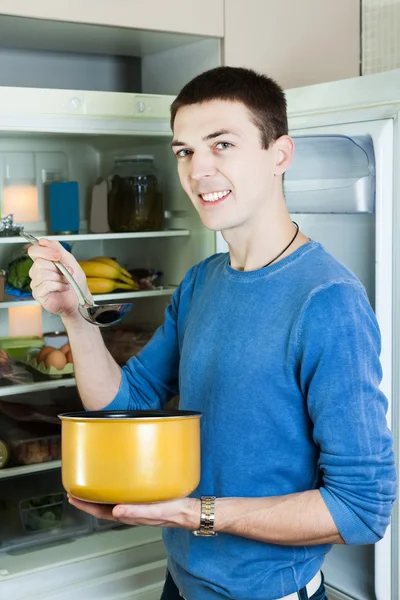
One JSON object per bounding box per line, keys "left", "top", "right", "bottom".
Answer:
{"left": 0, "top": 12, "right": 222, "bottom": 587}
{"left": 0, "top": 127, "right": 212, "bottom": 591}
{"left": 0, "top": 132, "right": 216, "bottom": 338}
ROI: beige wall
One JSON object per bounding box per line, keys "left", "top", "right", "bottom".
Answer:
{"left": 362, "top": 0, "right": 400, "bottom": 74}
{"left": 224, "top": 0, "right": 360, "bottom": 88}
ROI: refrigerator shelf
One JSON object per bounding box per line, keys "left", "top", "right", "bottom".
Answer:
{"left": 0, "top": 286, "right": 177, "bottom": 309}
{"left": 0, "top": 459, "right": 61, "bottom": 479}
{"left": 0, "top": 377, "right": 76, "bottom": 398}
{"left": 0, "top": 229, "right": 191, "bottom": 244}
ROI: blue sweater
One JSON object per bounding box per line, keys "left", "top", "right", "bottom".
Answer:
{"left": 106, "top": 241, "right": 397, "bottom": 600}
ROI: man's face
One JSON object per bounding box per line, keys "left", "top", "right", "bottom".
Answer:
{"left": 171, "top": 100, "right": 288, "bottom": 233}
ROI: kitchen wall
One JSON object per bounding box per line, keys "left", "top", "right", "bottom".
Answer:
{"left": 362, "top": 0, "right": 400, "bottom": 74}
{"left": 223, "top": 0, "right": 361, "bottom": 89}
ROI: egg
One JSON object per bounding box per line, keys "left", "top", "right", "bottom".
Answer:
{"left": 66, "top": 350, "right": 73, "bottom": 364}
{"left": 44, "top": 350, "right": 67, "bottom": 370}
{"left": 37, "top": 346, "right": 56, "bottom": 364}
{"left": 59, "top": 343, "right": 70, "bottom": 355}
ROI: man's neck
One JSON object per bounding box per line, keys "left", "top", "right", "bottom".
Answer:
{"left": 223, "top": 208, "right": 309, "bottom": 272}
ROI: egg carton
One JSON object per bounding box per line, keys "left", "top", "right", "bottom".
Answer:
{"left": 18, "top": 350, "right": 74, "bottom": 379}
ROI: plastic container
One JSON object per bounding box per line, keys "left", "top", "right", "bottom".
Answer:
{"left": 107, "top": 155, "right": 164, "bottom": 232}
{"left": 0, "top": 336, "right": 44, "bottom": 359}
{"left": 0, "top": 471, "right": 92, "bottom": 553}
{"left": 19, "top": 492, "right": 64, "bottom": 533}
{"left": 0, "top": 415, "right": 61, "bottom": 467}
{"left": 10, "top": 433, "right": 61, "bottom": 466}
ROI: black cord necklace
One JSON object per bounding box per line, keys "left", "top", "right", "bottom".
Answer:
{"left": 262, "top": 221, "right": 300, "bottom": 268}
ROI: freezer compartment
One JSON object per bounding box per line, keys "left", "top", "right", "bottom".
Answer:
{"left": 285, "top": 135, "right": 375, "bottom": 213}
{"left": 0, "top": 469, "right": 91, "bottom": 553}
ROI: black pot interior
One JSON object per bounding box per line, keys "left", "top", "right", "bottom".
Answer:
{"left": 59, "top": 410, "right": 202, "bottom": 419}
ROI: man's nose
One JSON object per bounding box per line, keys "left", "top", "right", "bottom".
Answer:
{"left": 190, "top": 152, "right": 217, "bottom": 181}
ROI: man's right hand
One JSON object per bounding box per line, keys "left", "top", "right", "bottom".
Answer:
{"left": 28, "top": 238, "right": 90, "bottom": 319}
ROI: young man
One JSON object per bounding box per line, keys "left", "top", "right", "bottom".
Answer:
{"left": 28, "top": 67, "right": 396, "bottom": 600}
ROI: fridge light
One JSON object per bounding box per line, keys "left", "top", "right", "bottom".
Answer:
{"left": 8, "top": 305, "right": 42, "bottom": 337}
{"left": 3, "top": 185, "right": 39, "bottom": 222}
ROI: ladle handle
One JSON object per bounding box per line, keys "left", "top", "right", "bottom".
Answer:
{"left": 19, "top": 231, "right": 90, "bottom": 308}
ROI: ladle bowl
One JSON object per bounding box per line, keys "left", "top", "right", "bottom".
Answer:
{"left": 20, "top": 231, "right": 133, "bottom": 327}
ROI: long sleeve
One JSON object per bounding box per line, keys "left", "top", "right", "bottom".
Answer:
{"left": 104, "top": 267, "right": 196, "bottom": 411}
{"left": 297, "top": 280, "right": 397, "bottom": 545}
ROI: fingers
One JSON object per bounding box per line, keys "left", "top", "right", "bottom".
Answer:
{"left": 68, "top": 496, "right": 117, "bottom": 521}
{"left": 31, "top": 280, "right": 71, "bottom": 301}
{"left": 28, "top": 238, "right": 75, "bottom": 272}
{"left": 28, "top": 238, "right": 63, "bottom": 262}
{"left": 29, "top": 260, "right": 71, "bottom": 291}
{"left": 30, "top": 258, "right": 63, "bottom": 278}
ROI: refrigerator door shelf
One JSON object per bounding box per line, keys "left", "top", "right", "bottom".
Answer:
{"left": 285, "top": 134, "right": 375, "bottom": 214}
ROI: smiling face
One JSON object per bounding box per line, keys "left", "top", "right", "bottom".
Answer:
{"left": 171, "top": 100, "right": 292, "bottom": 234}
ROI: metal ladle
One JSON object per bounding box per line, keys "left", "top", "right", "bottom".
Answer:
{"left": 20, "top": 231, "right": 133, "bottom": 327}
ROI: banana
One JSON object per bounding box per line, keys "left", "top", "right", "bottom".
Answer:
{"left": 86, "top": 277, "right": 138, "bottom": 294}
{"left": 89, "top": 256, "right": 133, "bottom": 281}
{"left": 78, "top": 260, "right": 138, "bottom": 288}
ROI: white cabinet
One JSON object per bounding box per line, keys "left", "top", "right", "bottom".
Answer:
{"left": 223, "top": 0, "right": 360, "bottom": 88}
{"left": 0, "top": 0, "right": 224, "bottom": 37}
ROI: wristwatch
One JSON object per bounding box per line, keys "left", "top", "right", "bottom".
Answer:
{"left": 192, "top": 496, "right": 217, "bottom": 537}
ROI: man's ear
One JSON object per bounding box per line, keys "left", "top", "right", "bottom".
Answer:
{"left": 273, "top": 135, "right": 294, "bottom": 176}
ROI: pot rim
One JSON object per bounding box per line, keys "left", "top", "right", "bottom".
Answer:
{"left": 58, "top": 409, "right": 202, "bottom": 421}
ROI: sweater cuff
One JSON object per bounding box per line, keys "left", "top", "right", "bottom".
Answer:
{"left": 320, "top": 487, "right": 380, "bottom": 545}
{"left": 84, "top": 367, "right": 131, "bottom": 412}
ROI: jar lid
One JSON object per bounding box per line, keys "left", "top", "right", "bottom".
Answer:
{"left": 114, "top": 154, "right": 154, "bottom": 163}
{"left": 0, "top": 440, "right": 9, "bottom": 468}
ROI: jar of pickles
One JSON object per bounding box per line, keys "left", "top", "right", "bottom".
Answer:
{"left": 107, "top": 155, "right": 164, "bottom": 232}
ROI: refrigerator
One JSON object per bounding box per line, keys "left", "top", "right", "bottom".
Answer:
{"left": 0, "top": 69, "right": 398, "bottom": 600}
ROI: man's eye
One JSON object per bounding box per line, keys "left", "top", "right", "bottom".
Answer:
{"left": 175, "top": 149, "right": 192, "bottom": 158}
{"left": 215, "top": 142, "right": 233, "bottom": 150}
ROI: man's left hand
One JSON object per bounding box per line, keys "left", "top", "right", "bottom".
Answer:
{"left": 68, "top": 495, "right": 200, "bottom": 530}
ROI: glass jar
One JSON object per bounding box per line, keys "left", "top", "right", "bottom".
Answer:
{"left": 107, "top": 155, "right": 164, "bottom": 232}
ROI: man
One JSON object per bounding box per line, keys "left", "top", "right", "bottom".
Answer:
{"left": 28, "top": 67, "right": 397, "bottom": 600}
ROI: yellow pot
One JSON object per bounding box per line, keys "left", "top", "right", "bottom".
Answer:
{"left": 59, "top": 410, "right": 201, "bottom": 504}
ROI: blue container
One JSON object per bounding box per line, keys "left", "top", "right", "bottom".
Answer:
{"left": 48, "top": 181, "right": 80, "bottom": 234}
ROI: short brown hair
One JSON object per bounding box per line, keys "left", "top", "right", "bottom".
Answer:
{"left": 170, "top": 66, "right": 288, "bottom": 149}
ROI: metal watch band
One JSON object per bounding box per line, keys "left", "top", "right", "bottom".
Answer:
{"left": 192, "top": 496, "right": 217, "bottom": 537}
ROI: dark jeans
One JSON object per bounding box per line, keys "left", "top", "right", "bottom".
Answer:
{"left": 160, "top": 570, "right": 327, "bottom": 600}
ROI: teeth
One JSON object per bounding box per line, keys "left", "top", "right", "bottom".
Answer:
{"left": 201, "top": 190, "right": 230, "bottom": 202}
